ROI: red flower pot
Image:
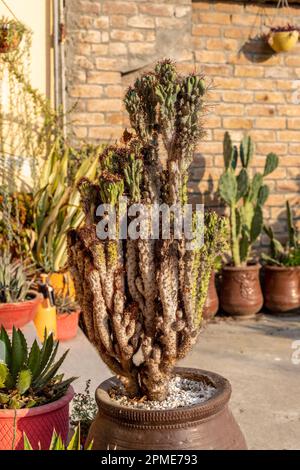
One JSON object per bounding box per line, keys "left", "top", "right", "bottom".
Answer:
{"left": 0, "top": 386, "right": 74, "bottom": 450}
{"left": 0, "top": 291, "right": 41, "bottom": 331}
{"left": 57, "top": 311, "right": 80, "bottom": 341}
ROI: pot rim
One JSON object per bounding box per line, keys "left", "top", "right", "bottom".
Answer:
{"left": 0, "top": 290, "right": 42, "bottom": 310}
{"left": 95, "top": 368, "right": 231, "bottom": 424}
{"left": 264, "top": 264, "right": 300, "bottom": 271}
{"left": 222, "top": 263, "right": 261, "bottom": 272}
{"left": 0, "top": 386, "right": 74, "bottom": 418}
{"left": 57, "top": 310, "right": 81, "bottom": 319}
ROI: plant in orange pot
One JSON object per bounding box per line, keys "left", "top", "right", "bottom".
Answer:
{"left": 0, "top": 251, "right": 40, "bottom": 331}
{"left": 55, "top": 291, "right": 81, "bottom": 342}
{"left": 0, "top": 327, "right": 75, "bottom": 450}
{"left": 218, "top": 132, "right": 279, "bottom": 317}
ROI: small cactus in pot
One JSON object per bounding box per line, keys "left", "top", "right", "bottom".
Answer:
{"left": 218, "top": 132, "right": 279, "bottom": 316}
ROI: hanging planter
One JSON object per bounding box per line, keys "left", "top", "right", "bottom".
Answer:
{"left": 0, "top": 17, "right": 25, "bottom": 53}
{"left": 267, "top": 24, "right": 299, "bottom": 53}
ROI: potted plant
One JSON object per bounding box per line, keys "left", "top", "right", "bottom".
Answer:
{"left": 67, "top": 60, "right": 246, "bottom": 450}
{"left": 0, "top": 17, "right": 25, "bottom": 53}
{"left": 0, "top": 251, "right": 41, "bottom": 330}
{"left": 32, "top": 140, "right": 100, "bottom": 299}
{"left": 262, "top": 201, "right": 300, "bottom": 313}
{"left": 219, "top": 132, "right": 279, "bottom": 317}
{"left": 55, "top": 291, "right": 81, "bottom": 341}
{"left": 0, "top": 327, "right": 75, "bottom": 450}
{"left": 267, "top": 24, "right": 299, "bottom": 53}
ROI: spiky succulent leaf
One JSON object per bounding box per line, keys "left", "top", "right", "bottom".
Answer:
{"left": 236, "top": 168, "right": 249, "bottom": 200}
{"left": 219, "top": 170, "right": 237, "bottom": 204}
{"left": 67, "top": 425, "right": 81, "bottom": 450}
{"left": 39, "top": 333, "right": 54, "bottom": 372}
{"left": 240, "top": 136, "right": 253, "bottom": 168}
{"left": 239, "top": 227, "right": 250, "bottom": 263}
{"left": 27, "top": 340, "right": 41, "bottom": 380}
{"left": 0, "top": 392, "right": 9, "bottom": 404}
{"left": 34, "top": 350, "right": 69, "bottom": 390}
{"left": 223, "top": 131, "right": 233, "bottom": 169}
{"left": 11, "top": 328, "right": 27, "bottom": 379}
{"left": 16, "top": 369, "right": 32, "bottom": 394}
{"left": 263, "top": 152, "right": 279, "bottom": 177}
{"left": 23, "top": 433, "right": 33, "bottom": 450}
{"left": 0, "top": 363, "right": 9, "bottom": 388}
{"left": 250, "top": 205, "right": 263, "bottom": 243}
{"left": 286, "top": 201, "right": 297, "bottom": 248}
{"left": 257, "top": 185, "right": 269, "bottom": 206}
{"left": 0, "top": 327, "right": 12, "bottom": 368}
{"left": 248, "top": 173, "right": 263, "bottom": 203}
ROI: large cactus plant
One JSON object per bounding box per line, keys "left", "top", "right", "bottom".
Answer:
{"left": 219, "top": 132, "right": 278, "bottom": 267}
{"left": 67, "top": 60, "right": 228, "bottom": 401}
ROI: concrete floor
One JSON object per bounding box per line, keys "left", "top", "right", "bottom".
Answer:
{"left": 23, "top": 313, "right": 300, "bottom": 450}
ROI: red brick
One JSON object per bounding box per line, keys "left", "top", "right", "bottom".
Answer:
{"left": 105, "top": 113, "right": 124, "bottom": 125}
{"left": 91, "top": 44, "right": 109, "bottom": 55}
{"left": 224, "top": 27, "right": 252, "bottom": 39}
{"left": 94, "top": 16, "right": 110, "bottom": 29}
{"left": 103, "top": 1, "right": 138, "bottom": 15}
{"left": 223, "top": 91, "right": 253, "bottom": 103}
{"left": 287, "top": 118, "right": 300, "bottom": 129}
{"left": 109, "top": 42, "right": 127, "bottom": 56}
{"left": 244, "top": 78, "right": 275, "bottom": 90}
{"left": 155, "top": 17, "right": 184, "bottom": 29}
{"left": 110, "top": 15, "right": 128, "bottom": 28}
{"left": 139, "top": 4, "right": 174, "bottom": 16}
{"left": 254, "top": 92, "right": 285, "bottom": 104}
{"left": 196, "top": 12, "right": 231, "bottom": 25}
{"left": 79, "top": 1, "right": 101, "bottom": 15}
{"left": 195, "top": 50, "right": 226, "bottom": 64}
{"left": 127, "top": 15, "right": 155, "bottom": 29}
{"left": 218, "top": 103, "right": 244, "bottom": 115}
{"left": 213, "top": 77, "right": 242, "bottom": 90}
{"left": 246, "top": 105, "right": 276, "bottom": 117}
{"left": 223, "top": 117, "right": 253, "bottom": 130}
{"left": 256, "top": 143, "right": 288, "bottom": 155}
{"left": 73, "top": 113, "right": 105, "bottom": 126}
{"left": 95, "top": 58, "right": 119, "bottom": 70}
{"left": 104, "top": 85, "right": 123, "bottom": 98}
{"left": 255, "top": 117, "right": 286, "bottom": 130}
{"left": 74, "top": 56, "right": 94, "bottom": 70}
{"left": 206, "top": 38, "right": 237, "bottom": 52}
{"left": 278, "top": 131, "right": 300, "bottom": 142}
{"left": 73, "top": 126, "right": 88, "bottom": 139}
{"left": 88, "top": 127, "right": 122, "bottom": 140}
{"left": 192, "top": 25, "right": 221, "bottom": 37}
{"left": 231, "top": 14, "right": 258, "bottom": 26}
{"left": 128, "top": 42, "right": 155, "bottom": 55}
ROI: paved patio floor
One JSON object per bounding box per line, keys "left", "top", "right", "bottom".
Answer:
{"left": 23, "top": 313, "right": 300, "bottom": 450}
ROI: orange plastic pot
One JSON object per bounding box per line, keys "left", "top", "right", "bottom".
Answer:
{"left": 57, "top": 310, "right": 80, "bottom": 341}
{"left": 0, "top": 386, "right": 74, "bottom": 450}
{"left": 0, "top": 291, "right": 41, "bottom": 331}
{"left": 48, "top": 272, "right": 76, "bottom": 299}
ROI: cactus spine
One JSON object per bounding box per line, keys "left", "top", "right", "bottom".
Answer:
{"left": 219, "top": 131, "right": 279, "bottom": 267}
{"left": 68, "top": 60, "right": 228, "bottom": 401}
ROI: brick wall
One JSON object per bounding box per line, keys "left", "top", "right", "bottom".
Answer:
{"left": 65, "top": 0, "right": 300, "bottom": 243}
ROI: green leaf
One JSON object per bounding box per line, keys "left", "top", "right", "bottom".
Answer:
{"left": 34, "top": 350, "right": 69, "bottom": 390}
{"left": 219, "top": 170, "right": 237, "bottom": 205}
{"left": 40, "top": 333, "right": 54, "bottom": 373}
{"left": 239, "top": 227, "right": 249, "bottom": 263}
{"left": 248, "top": 173, "right": 263, "bottom": 203}
{"left": 263, "top": 152, "right": 279, "bottom": 177}
{"left": 0, "top": 363, "right": 9, "bottom": 388}
{"left": 223, "top": 131, "right": 233, "bottom": 169}
{"left": 23, "top": 433, "right": 33, "bottom": 450}
{"left": 67, "top": 425, "right": 81, "bottom": 450}
{"left": 0, "top": 392, "right": 9, "bottom": 404}
{"left": 240, "top": 136, "right": 254, "bottom": 168}
{"left": 257, "top": 185, "right": 269, "bottom": 206}
{"left": 16, "top": 369, "right": 32, "bottom": 395}
{"left": 250, "top": 205, "right": 263, "bottom": 243}
{"left": 11, "top": 328, "right": 27, "bottom": 380}
{"left": 236, "top": 168, "right": 249, "bottom": 200}
{"left": 27, "top": 340, "right": 41, "bottom": 380}
{"left": 0, "top": 327, "right": 12, "bottom": 368}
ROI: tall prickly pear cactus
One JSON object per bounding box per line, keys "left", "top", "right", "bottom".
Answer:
{"left": 219, "top": 131, "right": 279, "bottom": 266}
{"left": 67, "top": 60, "right": 228, "bottom": 401}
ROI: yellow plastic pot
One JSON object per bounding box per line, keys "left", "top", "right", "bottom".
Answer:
{"left": 48, "top": 271, "right": 76, "bottom": 299}
{"left": 268, "top": 30, "right": 299, "bottom": 53}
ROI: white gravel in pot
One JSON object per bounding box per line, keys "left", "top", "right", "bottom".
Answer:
{"left": 109, "top": 376, "right": 216, "bottom": 410}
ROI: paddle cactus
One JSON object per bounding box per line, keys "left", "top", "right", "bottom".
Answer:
{"left": 219, "top": 132, "right": 279, "bottom": 266}
{"left": 67, "top": 60, "right": 228, "bottom": 401}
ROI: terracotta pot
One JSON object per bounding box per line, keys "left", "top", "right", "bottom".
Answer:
{"left": 48, "top": 271, "right": 76, "bottom": 300}
{"left": 0, "top": 291, "right": 41, "bottom": 331}
{"left": 0, "top": 386, "right": 74, "bottom": 450}
{"left": 0, "top": 27, "right": 22, "bottom": 53}
{"left": 220, "top": 264, "right": 263, "bottom": 317}
{"left": 264, "top": 265, "right": 300, "bottom": 313}
{"left": 86, "top": 368, "right": 247, "bottom": 450}
{"left": 57, "top": 310, "right": 80, "bottom": 341}
{"left": 203, "top": 271, "right": 219, "bottom": 320}
{"left": 268, "top": 30, "right": 299, "bottom": 53}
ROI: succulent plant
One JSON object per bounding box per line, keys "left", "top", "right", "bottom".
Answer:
{"left": 219, "top": 132, "right": 279, "bottom": 267}
{"left": 55, "top": 291, "right": 79, "bottom": 315}
{"left": 0, "top": 251, "right": 33, "bottom": 303}
{"left": 262, "top": 201, "right": 300, "bottom": 267}
{"left": 0, "top": 327, "right": 75, "bottom": 409}
{"left": 23, "top": 424, "right": 93, "bottom": 450}
{"left": 68, "top": 60, "right": 228, "bottom": 401}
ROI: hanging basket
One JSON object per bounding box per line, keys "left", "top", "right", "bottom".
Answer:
{"left": 268, "top": 29, "right": 299, "bottom": 53}
{"left": 0, "top": 23, "right": 23, "bottom": 53}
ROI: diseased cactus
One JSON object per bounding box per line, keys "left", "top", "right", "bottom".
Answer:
{"left": 67, "top": 60, "right": 228, "bottom": 401}
{"left": 219, "top": 132, "right": 279, "bottom": 267}
{"left": 262, "top": 201, "right": 300, "bottom": 267}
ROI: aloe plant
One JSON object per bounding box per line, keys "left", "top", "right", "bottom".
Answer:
{"left": 23, "top": 424, "right": 93, "bottom": 450}
{"left": 0, "top": 327, "right": 75, "bottom": 409}
{"left": 262, "top": 201, "right": 300, "bottom": 267}
{"left": 219, "top": 132, "right": 279, "bottom": 266}
{"left": 0, "top": 251, "right": 33, "bottom": 303}
{"left": 55, "top": 291, "right": 79, "bottom": 315}
{"left": 32, "top": 139, "right": 101, "bottom": 273}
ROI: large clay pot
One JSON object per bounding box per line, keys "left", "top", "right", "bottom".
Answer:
{"left": 203, "top": 271, "right": 219, "bottom": 320}
{"left": 0, "top": 291, "right": 41, "bottom": 331}
{"left": 0, "top": 386, "right": 74, "bottom": 450}
{"left": 220, "top": 264, "right": 263, "bottom": 317}
{"left": 86, "top": 368, "right": 247, "bottom": 450}
{"left": 264, "top": 265, "right": 300, "bottom": 313}
{"left": 57, "top": 310, "right": 80, "bottom": 341}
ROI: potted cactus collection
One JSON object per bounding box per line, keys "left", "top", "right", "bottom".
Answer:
{"left": 262, "top": 202, "right": 300, "bottom": 313}
{"left": 67, "top": 60, "right": 246, "bottom": 450}
{"left": 0, "top": 327, "right": 75, "bottom": 450}
{"left": 0, "top": 251, "right": 41, "bottom": 330}
{"left": 219, "top": 132, "right": 279, "bottom": 317}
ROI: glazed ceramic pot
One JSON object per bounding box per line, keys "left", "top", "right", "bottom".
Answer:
{"left": 0, "top": 387, "right": 74, "bottom": 450}
{"left": 0, "top": 291, "right": 41, "bottom": 331}
{"left": 203, "top": 271, "right": 219, "bottom": 320}
{"left": 86, "top": 368, "right": 247, "bottom": 450}
{"left": 264, "top": 265, "right": 300, "bottom": 313}
{"left": 220, "top": 264, "right": 263, "bottom": 317}
{"left": 57, "top": 310, "right": 80, "bottom": 341}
